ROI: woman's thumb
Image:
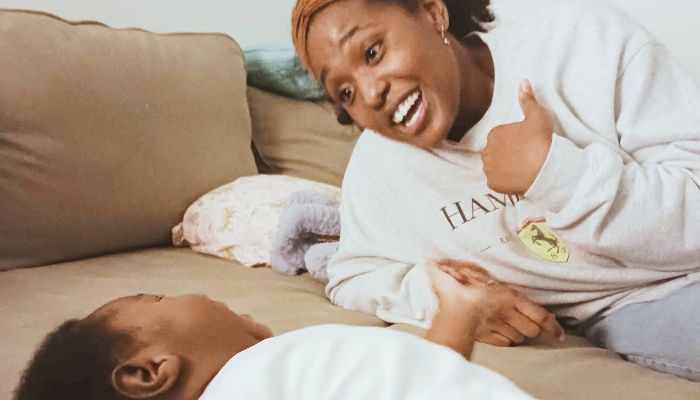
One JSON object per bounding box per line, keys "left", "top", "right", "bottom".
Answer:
{"left": 518, "top": 79, "right": 541, "bottom": 117}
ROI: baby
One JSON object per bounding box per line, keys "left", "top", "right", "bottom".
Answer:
{"left": 14, "top": 268, "right": 542, "bottom": 400}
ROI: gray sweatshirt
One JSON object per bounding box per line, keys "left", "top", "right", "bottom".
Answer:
{"left": 326, "top": 2, "right": 700, "bottom": 327}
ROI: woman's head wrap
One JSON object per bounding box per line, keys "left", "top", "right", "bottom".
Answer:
{"left": 291, "top": 0, "right": 343, "bottom": 74}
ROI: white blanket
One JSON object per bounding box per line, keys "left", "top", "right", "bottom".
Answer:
{"left": 198, "top": 325, "right": 532, "bottom": 400}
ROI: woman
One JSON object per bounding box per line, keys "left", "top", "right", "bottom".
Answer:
{"left": 291, "top": 0, "right": 700, "bottom": 380}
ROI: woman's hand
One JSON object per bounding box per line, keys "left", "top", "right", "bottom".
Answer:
{"left": 433, "top": 259, "right": 565, "bottom": 347}
{"left": 481, "top": 79, "right": 553, "bottom": 195}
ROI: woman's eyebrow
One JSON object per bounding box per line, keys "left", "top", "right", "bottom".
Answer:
{"left": 318, "top": 26, "right": 361, "bottom": 87}
{"left": 319, "top": 24, "right": 376, "bottom": 87}
{"left": 339, "top": 23, "right": 376, "bottom": 50}
{"left": 339, "top": 26, "right": 361, "bottom": 50}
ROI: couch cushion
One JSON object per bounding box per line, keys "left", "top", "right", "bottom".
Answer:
{"left": 248, "top": 87, "right": 361, "bottom": 187}
{"left": 0, "top": 10, "right": 257, "bottom": 270}
{"left": 2, "top": 249, "right": 698, "bottom": 399}
{"left": 390, "top": 325, "right": 700, "bottom": 400}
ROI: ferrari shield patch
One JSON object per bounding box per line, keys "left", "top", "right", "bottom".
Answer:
{"left": 517, "top": 218, "right": 570, "bottom": 263}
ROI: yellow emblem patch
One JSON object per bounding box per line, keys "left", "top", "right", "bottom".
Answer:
{"left": 517, "top": 218, "right": 569, "bottom": 263}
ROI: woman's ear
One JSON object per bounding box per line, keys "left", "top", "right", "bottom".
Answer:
{"left": 112, "top": 354, "right": 182, "bottom": 399}
{"left": 420, "top": 0, "right": 450, "bottom": 32}
{"left": 333, "top": 103, "right": 354, "bottom": 125}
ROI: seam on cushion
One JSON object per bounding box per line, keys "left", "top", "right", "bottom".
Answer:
{"left": 0, "top": 8, "right": 243, "bottom": 54}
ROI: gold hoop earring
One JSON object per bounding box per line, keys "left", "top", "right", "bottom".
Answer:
{"left": 440, "top": 25, "right": 449, "bottom": 46}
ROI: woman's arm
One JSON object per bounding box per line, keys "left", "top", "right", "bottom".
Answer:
{"left": 326, "top": 255, "right": 439, "bottom": 328}
{"left": 483, "top": 43, "right": 700, "bottom": 270}
{"left": 524, "top": 43, "right": 700, "bottom": 270}
{"left": 328, "top": 253, "right": 565, "bottom": 347}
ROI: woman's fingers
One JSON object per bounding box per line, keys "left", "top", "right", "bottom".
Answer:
{"left": 540, "top": 312, "right": 566, "bottom": 342}
{"left": 443, "top": 265, "right": 467, "bottom": 283}
{"left": 479, "top": 332, "right": 513, "bottom": 347}
{"left": 433, "top": 259, "right": 492, "bottom": 284}
{"left": 434, "top": 259, "right": 491, "bottom": 276}
{"left": 513, "top": 293, "right": 549, "bottom": 323}
{"left": 505, "top": 310, "right": 542, "bottom": 338}
{"left": 435, "top": 258, "right": 489, "bottom": 275}
{"left": 429, "top": 265, "right": 466, "bottom": 300}
{"left": 492, "top": 322, "right": 526, "bottom": 345}
{"left": 514, "top": 294, "right": 565, "bottom": 341}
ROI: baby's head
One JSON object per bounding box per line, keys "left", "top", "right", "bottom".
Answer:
{"left": 15, "top": 294, "right": 273, "bottom": 400}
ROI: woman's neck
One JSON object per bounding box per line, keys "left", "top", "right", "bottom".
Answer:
{"left": 447, "top": 34, "right": 495, "bottom": 142}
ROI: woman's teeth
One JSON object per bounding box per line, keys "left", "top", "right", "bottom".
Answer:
{"left": 392, "top": 90, "right": 420, "bottom": 125}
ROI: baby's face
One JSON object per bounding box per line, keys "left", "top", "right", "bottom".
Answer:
{"left": 91, "top": 294, "right": 273, "bottom": 353}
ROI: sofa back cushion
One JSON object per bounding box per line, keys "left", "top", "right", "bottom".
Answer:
{"left": 0, "top": 10, "right": 257, "bottom": 270}
{"left": 248, "top": 87, "right": 361, "bottom": 187}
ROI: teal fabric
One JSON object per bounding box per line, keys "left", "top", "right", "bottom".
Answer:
{"left": 244, "top": 46, "right": 327, "bottom": 100}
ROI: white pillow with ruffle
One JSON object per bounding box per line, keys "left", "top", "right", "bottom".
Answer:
{"left": 172, "top": 175, "right": 341, "bottom": 267}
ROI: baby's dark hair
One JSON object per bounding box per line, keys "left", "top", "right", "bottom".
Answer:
{"left": 334, "top": 0, "right": 494, "bottom": 125}
{"left": 14, "top": 317, "right": 134, "bottom": 400}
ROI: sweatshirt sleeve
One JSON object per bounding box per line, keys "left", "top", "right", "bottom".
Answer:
{"left": 525, "top": 42, "right": 700, "bottom": 270}
{"left": 325, "top": 255, "right": 437, "bottom": 329}
{"left": 324, "top": 133, "right": 439, "bottom": 328}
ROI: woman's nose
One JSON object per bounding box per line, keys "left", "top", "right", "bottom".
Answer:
{"left": 359, "top": 75, "right": 389, "bottom": 109}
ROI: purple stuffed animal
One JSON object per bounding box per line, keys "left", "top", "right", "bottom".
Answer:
{"left": 269, "top": 191, "right": 340, "bottom": 282}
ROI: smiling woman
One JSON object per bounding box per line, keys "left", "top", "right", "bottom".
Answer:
{"left": 291, "top": 0, "right": 700, "bottom": 382}
{"left": 293, "top": 0, "right": 494, "bottom": 149}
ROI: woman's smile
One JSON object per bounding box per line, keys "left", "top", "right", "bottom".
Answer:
{"left": 391, "top": 88, "right": 428, "bottom": 136}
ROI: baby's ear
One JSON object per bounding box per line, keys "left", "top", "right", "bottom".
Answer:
{"left": 112, "top": 354, "right": 182, "bottom": 399}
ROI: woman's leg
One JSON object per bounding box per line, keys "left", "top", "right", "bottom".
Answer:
{"left": 584, "top": 282, "right": 700, "bottom": 381}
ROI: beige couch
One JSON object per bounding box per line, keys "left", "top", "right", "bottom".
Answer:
{"left": 1, "top": 9, "right": 698, "bottom": 400}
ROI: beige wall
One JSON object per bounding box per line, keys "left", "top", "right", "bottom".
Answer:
{"left": 0, "top": 0, "right": 698, "bottom": 82}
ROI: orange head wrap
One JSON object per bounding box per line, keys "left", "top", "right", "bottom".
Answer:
{"left": 291, "top": 0, "right": 343, "bottom": 76}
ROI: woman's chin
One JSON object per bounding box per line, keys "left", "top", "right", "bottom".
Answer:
{"left": 410, "top": 122, "right": 449, "bottom": 149}
{"left": 416, "top": 132, "right": 446, "bottom": 149}
{"left": 384, "top": 127, "right": 443, "bottom": 149}
{"left": 405, "top": 112, "right": 449, "bottom": 149}
{"left": 377, "top": 117, "right": 447, "bottom": 149}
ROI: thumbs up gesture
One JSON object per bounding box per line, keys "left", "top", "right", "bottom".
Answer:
{"left": 481, "top": 80, "right": 554, "bottom": 194}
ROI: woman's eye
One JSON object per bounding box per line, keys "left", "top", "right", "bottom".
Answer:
{"left": 365, "top": 42, "right": 381, "bottom": 63}
{"left": 339, "top": 87, "right": 353, "bottom": 103}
